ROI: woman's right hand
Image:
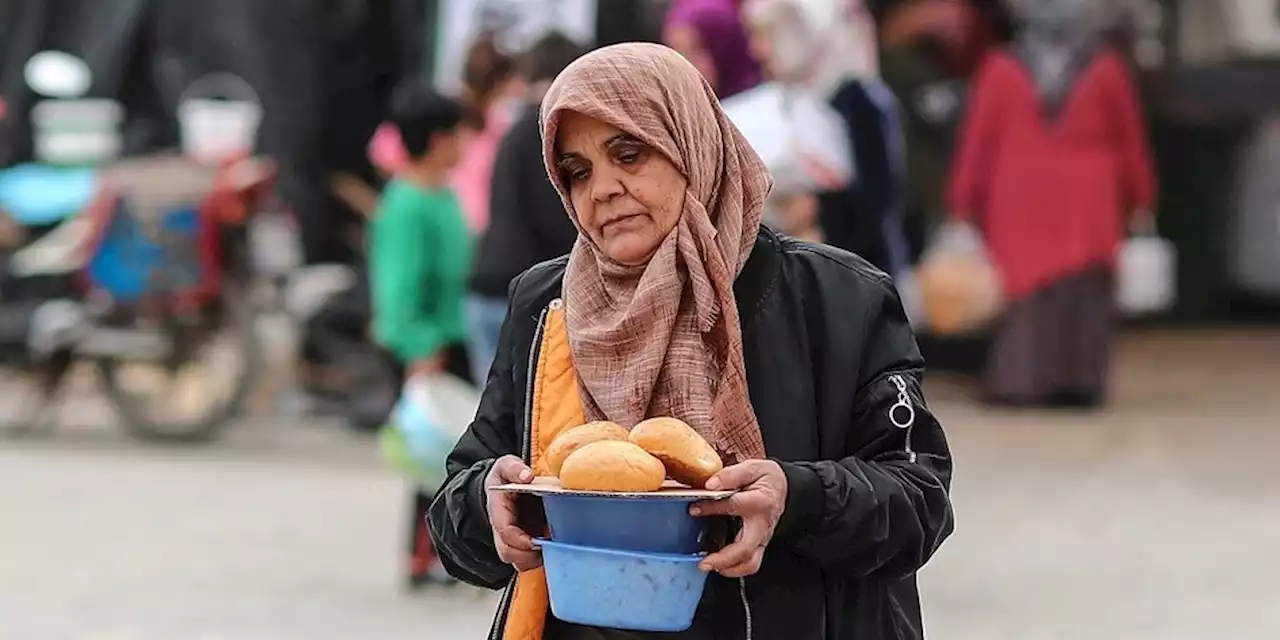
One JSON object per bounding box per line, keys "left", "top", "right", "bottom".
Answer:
{"left": 485, "top": 455, "right": 542, "bottom": 571}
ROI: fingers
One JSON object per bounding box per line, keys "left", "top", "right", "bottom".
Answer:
{"left": 715, "top": 547, "right": 767, "bottom": 579}
{"left": 489, "top": 487, "right": 542, "bottom": 571}
{"left": 486, "top": 456, "right": 541, "bottom": 571}
{"left": 495, "top": 523, "right": 542, "bottom": 571}
{"left": 487, "top": 455, "right": 534, "bottom": 488}
{"left": 703, "top": 460, "right": 769, "bottom": 492}
{"left": 698, "top": 518, "right": 770, "bottom": 577}
{"left": 690, "top": 490, "right": 769, "bottom": 518}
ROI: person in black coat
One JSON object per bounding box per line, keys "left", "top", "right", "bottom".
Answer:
{"left": 464, "top": 33, "right": 586, "bottom": 384}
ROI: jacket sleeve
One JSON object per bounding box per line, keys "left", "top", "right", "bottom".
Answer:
{"left": 771, "top": 278, "right": 955, "bottom": 580}
{"left": 426, "top": 274, "right": 526, "bottom": 590}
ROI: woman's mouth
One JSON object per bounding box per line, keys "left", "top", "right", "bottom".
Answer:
{"left": 602, "top": 213, "right": 646, "bottom": 232}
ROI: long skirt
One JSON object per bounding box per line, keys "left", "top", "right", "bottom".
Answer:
{"left": 984, "top": 268, "right": 1115, "bottom": 406}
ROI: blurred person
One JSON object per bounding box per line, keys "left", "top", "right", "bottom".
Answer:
{"left": 452, "top": 33, "right": 523, "bottom": 234}
{"left": 947, "top": 0, "right": 1155, "bottom": 407}
{"left": 877, "top": 0, "right": 993, "bottom": 258}
{"left": 368, "top": 82, "right": 474, "bottom": 588}
{"left": 766, "top": 192, "right": 824, "bottom": 241}
{"left": 367, "top": 33, "right": 522, "bottom": 234}
{"left": 744, "top": 0, "right": 911, "bottom": 277}
{"left": 430, "top": 42, "right": 952, "bottom": 640}
{"left": 465, "top": 33, "right": 586, "bottom": 384}
{"left": 664, "top": 0, "right": 763, "bottom": 99}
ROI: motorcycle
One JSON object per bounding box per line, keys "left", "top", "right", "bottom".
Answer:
{"left": 0, "top": 155, "right": 276, "bottom": 441}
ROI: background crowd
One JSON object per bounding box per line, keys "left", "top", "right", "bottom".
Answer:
{"left": 2, "top": 0, "right": 1280, "bottom": 634}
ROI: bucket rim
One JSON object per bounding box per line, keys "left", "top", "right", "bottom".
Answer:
{"left": 533, "top": 538, "right": 705, "bottom": 562}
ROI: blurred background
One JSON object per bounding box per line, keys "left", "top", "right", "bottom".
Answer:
{"left": 0, "top": 0, "right": 1278, "bottom": 638}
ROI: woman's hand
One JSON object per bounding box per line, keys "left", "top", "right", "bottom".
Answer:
{"left": 690, "top": 460, "right": 789, "bottom": 578}
{"left": 485, "top": 455, "right": 542, "bottom": 572}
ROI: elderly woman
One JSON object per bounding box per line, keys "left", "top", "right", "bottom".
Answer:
{"left": 428, "top": 44, "right": 953, "bottom": 640}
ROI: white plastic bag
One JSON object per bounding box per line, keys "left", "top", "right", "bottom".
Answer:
{"left": 382, "top": 372, "right": 482, "bottom": 491}
{"left": 917, "top": 221, "right": 1003, "bottom": 336}
{"left": 721, "top": 82, "right": 854, "bottom": 195}
{"left": 1116, "top": 234, "right": 1176, "bottom": 316}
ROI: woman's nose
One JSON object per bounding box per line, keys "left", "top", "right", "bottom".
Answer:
{"left": 589, "top": 172, "right": 625, "bottom": 203}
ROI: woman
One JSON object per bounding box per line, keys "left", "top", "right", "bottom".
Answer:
{"left": 947, "top": 0, "right": 1155, "bottom": 407}
{"left": 428, "top": 43, "right": 953, "bottom": 639}
{"left": 664, "top": 0, "right": 762, "bottom": 99}
{"left": 743, "top": 0, "right": 912, "bottom": 278}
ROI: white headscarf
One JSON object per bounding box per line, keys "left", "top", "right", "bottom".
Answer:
{"left": 743, "top": 0, "right": 879, "bottom": 97}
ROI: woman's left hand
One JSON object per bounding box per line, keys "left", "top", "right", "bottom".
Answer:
{"left": 690, "top": 460, "right": 789, "bottom": 578}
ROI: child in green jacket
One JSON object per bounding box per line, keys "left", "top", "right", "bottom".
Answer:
{"left": 368, "top": 82, "right": 471, "bottom": 589}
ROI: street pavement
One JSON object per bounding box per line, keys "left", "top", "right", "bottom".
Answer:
{"left": 2, "top": 329, "right": 1279, "bottom": 640}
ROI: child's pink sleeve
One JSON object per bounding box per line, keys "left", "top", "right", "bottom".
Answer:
{"left": 369, "top": 123, "right": 408, "bottom": 175}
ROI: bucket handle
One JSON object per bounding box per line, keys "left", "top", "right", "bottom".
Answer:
{"left": 178, "top": 72, "right": 260, "bottom": 106}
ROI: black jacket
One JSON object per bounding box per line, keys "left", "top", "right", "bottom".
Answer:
{"left": 430, "top": 228, "right": 955, "bottom": 640}
{"left": 468, "top": 102, "right": 580, "bottom": 298}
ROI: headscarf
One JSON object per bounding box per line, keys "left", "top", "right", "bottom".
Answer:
{"left": 1012, "top": 0, "right": 1102, "bottom": 113}
{"left": 744, "top": 0, "right": 880, "bottom": 96}
{"left": 665, "top": 0, "right": 763, "bottom": 99}
{"left": 539, "top": 43, "right": 771, "bottom": 463}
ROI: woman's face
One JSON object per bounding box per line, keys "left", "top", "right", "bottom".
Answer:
{"left": 664, "top": 24, "right": 719, "bottom": 92}
{"left": 555, "top": 111, "right": 687, "bottom": 266}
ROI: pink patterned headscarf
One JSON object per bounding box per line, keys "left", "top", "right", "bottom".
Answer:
{"left": 540, "top": 43, "right": 772, "bottom": 462}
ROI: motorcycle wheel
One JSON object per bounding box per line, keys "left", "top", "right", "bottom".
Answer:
{"left": 95, "top": 291, "right": 262, "bottom": 443}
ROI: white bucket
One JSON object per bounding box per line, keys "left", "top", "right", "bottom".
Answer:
{"left": 177, "top": 73, "right": 262, "bottom": 165}
{"left": 30, "top": 98, "right": 123, "bottom": 165}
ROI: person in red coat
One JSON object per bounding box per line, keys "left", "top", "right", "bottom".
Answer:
{"left": 947, "top": 0, "right": 1155, "bottom": 407}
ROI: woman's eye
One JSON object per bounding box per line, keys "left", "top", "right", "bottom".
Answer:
{"left": 616, "top": 148, "right": 642, "bottom": 165}
{"left": 567, "top": 167, "right": 590, "bottom": 183}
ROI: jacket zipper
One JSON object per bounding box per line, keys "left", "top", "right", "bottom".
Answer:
{"left": 739, "top": 578, "right": 754, "bottom": 640}
{"left": 887, "top": 373, "right": 918, "bottom": 463}
{"left": 488, "top": 300, "right": 554, "bottom": 640}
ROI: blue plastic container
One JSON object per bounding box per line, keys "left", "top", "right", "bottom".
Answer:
{"left": 0, "top": 163, "right": 98, "bottom": 225}
{"left": 542, "top": 493, "right": 705, "bottom": 554}
{"left": 537, "top": 538, "right": 708, "bottom": 632}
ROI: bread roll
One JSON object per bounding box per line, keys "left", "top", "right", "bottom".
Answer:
{"left": 546, "top": 421, "right": 630, "bottom": 477}
{"left": 559, "top": 441, "right": 666, "bottom": 492}
{"left": 629, "top": 417, "right": 723, "bottom": 488}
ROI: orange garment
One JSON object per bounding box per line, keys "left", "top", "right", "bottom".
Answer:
{"left": 503, "top": 301, "right": 583, "bottom": 639}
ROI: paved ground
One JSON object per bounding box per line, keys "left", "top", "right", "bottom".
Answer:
{"left": 2, "top": 328, "right": 1278, "bottom": 640}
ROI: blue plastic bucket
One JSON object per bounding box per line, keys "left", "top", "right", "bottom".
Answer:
{"left": 537, "top": 538, "right": 708, "bottom": 632}
{"left": 542, "top": 493, "right": 705, "bottom": 554}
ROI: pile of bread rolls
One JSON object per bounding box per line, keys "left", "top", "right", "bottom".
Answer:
{"left": 546, "top": 418, "right": 724, "bottom": 492}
